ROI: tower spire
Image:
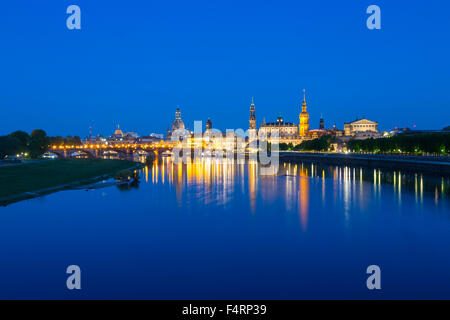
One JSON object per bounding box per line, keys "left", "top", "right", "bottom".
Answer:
{"left": 301, "top": 88, "right": 307, "bottom": 113}
{"left": 249, "top": 96, "right": 256, "bottom": 129}
{"left": 299, "top": 88, "right": 310, "bottom": 136}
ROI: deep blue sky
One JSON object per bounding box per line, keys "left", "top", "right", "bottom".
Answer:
{"left": 1, "top": 0, "right": 449, "bottom": 137}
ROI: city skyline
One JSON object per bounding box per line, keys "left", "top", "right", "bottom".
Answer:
{"left": 2, "top": 1, "right": 450, "bottom": 304}
{"left": 1, "top": 1, "right": 450, "bottom": 137}
{"left": 4, "top": 92, "right": 446, "bottom": 139}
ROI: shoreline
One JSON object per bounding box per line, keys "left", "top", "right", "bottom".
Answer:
{"left": 0, "top": 159, "right": 144, "bottom": 206}
{"left": 279, "top": 152, "right": 450, "bottom": 175}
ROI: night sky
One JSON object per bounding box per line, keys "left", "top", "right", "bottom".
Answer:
{"left": 1, "top": 0, "right": 449, "bottom": 137}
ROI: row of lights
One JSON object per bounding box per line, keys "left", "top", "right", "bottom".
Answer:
{"left": 52, "top": 143, "right": 174, "bottom": 150}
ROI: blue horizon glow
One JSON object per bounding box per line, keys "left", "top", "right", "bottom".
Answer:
{"left": 1, "top": 0, "right": 449, "bottom": 137}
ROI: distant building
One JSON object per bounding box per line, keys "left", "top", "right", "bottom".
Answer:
{"left": 308, "top": 129, "right": 327, "bottom": 139}
{"left": 205, "top": 118, "right": 212, "bottom": 131}
{"left": 249, "top": 97, "right": 256, "bottom": 130}
{"left": 393, "top": 128, "right": 450, "bottom": 135}
{"left": 106, "top": 125, "right": 140, "bottom": 143}
{"left": 166, "top": 107, "right": 186, "bottom": 140}
{"left": 138, "top": 136, "right": 161, "bottom": 143}
{"left": 113, "top": 124, "right": 124, "bottom": 139}
{"left": 256, "top": 89, "right": 311, "bottom": 146}
{"left": 344, "top": 118, "right": 379, "bottom": 136}
{"left": 125, "top": 132, "right": 139, "bottom": 139}
{"left": 259, "top": 116, "right": 298, "bottom": 137}
{"left": 183, "top": 117, "right": 246, "bottom": 152}
{"left": 248, "top": 97, "right": 258, "bottom": 144}
{"left": 299, "top": 89, "right": 310, "bottom": 137}
{"left": 327, "top": 124, "right": 344, "bottom": 137}
{"left": 351, "top": 131, "right": 382, "bottom": 140}
{"left": 319, "top": 114, "right": 324, "bottom": 130}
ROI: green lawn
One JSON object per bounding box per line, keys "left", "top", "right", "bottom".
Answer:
{"left": 0, "top": 159, "right": 139, "bottom": 199}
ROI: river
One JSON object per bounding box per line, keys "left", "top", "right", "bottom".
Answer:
{"left": 1, "top": 157, "right": 449, "bottom": 299}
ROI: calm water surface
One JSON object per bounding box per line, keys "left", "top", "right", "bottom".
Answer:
{"left": 1, "top": 158, "right": 450, "bottom": 299}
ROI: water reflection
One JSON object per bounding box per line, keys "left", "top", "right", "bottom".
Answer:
{"left": 116, "top": 179, "right": 140, "bottom": 191}
{"left": 2, "top": 157, "right": 450, "bottom": 299}
{"left": 139, "top": 158, "right": 450, "bottom": 229}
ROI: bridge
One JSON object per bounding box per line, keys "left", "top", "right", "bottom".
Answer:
{"left": 49, "top": 142, "right": 177, "bottom": 159}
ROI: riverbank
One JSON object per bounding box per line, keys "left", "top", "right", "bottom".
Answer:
{"left": 279, "top": 152, "right": 450, "bottom": 175}
{"left": 0, "top": 159, "right": 143, "bottom": 206}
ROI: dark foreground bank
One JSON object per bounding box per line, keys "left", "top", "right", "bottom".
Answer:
{"left": 0, "top": 159, "right": 142, "bottom": 205}
{"left": 279, "top": 152, "right": 450, "bottom": 175}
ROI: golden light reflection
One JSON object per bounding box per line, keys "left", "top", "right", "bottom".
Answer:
{"left": 139, "top": 158, "right": 449, "bottom": 228}
{"left": 249, "top": 160, "right": 258, "bottom": 213}
{"left": 298, "top": 168, "right": 310, "bottom": 231}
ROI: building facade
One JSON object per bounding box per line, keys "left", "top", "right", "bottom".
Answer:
{"left": 344, "top": 118, "right": 378, "bottom": 136}
{"left": 251, "top": 90, "right": 311, "bottom": 146}
{"left": 258, "top": 116, "right": 302, "bottom": 145}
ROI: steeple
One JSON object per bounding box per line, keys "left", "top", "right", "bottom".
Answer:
{"left": 302, "top": 88, "right": 307, "bottom": 113}
{"left": 249, "top": 97, "right": 256, "bottom": 130}
{"left": 175, "top": 107, "right": 181, "bottom": 120}
{"left": 299, "top": 88, "right": 310, "bottom": 136}
{"left": 319, "top": 113, "right": 325, "bottom": 130}
{"left": 206, "top": 118, "right": 212, "bottom": 130}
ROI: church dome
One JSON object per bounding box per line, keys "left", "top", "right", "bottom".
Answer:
{"left": 171, "top": 108, "right": 185, "bottom": 132}
{"left": 114, "top": 124, "right": 124, "bottom": 137}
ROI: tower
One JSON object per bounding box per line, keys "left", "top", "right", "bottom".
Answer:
{"left": 249, "top": 97, "right": 256, "bottom": 130}
{"left": 249, "top": 97, "right": 257, "bottom": 143}
{"left": 206, "top": 118, "right": 212, "bottom": 130}
{"left": 299, "top": 89, "right": 310, "bottom": 137}
{"left": 175, "top": 107, "right": 181, "bottom": 120}
{"left": 319, "top": 113, "right": 324, "bottom": 130}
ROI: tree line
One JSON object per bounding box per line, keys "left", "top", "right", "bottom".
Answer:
{"left": 0, "top": 130, "right": 82, "bottom": 159}
{"left": 347, "top": 133, "right": 450, "bottom": 155}
{"left": 278, "top": 132, "right": 450, "bottom": 155}
{"left": 279, "top": 135, "right": 333, "bottom": 152}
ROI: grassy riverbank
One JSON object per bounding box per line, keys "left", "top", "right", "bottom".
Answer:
{"left": 0, "top": 159, "right": 141, "bottom": 199}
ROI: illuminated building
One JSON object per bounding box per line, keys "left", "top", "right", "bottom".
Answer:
{"left": 299, "top": 89, "right": 310, "bottom": 136}
{"left": 166, "top": 107, "right": 186, "bottom": 139}
{"left": 249, "top": 97, "right": 256, "bottom": 130}
{"left": 248, "top": 97, "right": 257, "bottom": 144}
{"left": 181, "top": 117, "right": 246, "bottom": 154}
{"left": 308, "top": 129, "right": 327, "bottom": 139}
{"left": 258, "top": 116, "right": 299, "bottom": 142}
{"left": 307, "top": 114, "right": 327, "bottom": 139}
{"left": 255, "top": 89, "right": 312, "bottom": 146}
{"left": 205, "top": 118, "right": 212, "bottom": 131}
{"left": 344, "top": 118, "right": 379, "bottom": 137}
{"left": 113, "top": 124, "right": 124, "bottom": 138}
